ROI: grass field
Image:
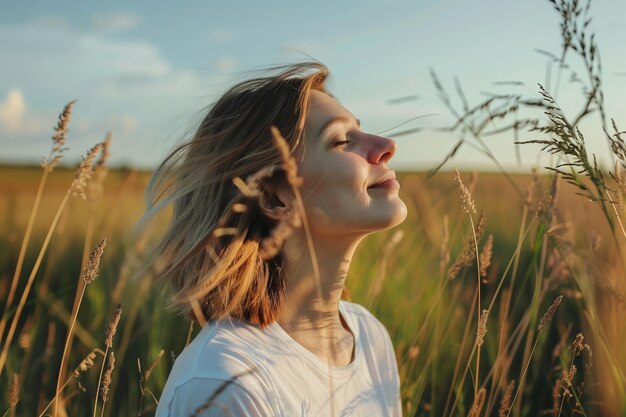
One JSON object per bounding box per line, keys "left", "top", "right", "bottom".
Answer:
{"left": 2, "top": 1, "right": 625, "bottom": 414}
{"left": 1, "top": 162, "right": 624, "bottom": 416}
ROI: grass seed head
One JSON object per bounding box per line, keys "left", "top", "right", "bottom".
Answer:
{"left": 564, "top": 364, "right": 577, "bottom": 387}
{"left": 538, "top": 295, "right": 563, "bottom": 332}
{"left": 259, "top": 212, "right": 301, "bottom": 260}
{"left": 101, "top": 351, "right": 115, "bottom": 402}
{"left": 81, "top": 238, "right": 107, "bottom": 284}
{"left": 454, "top": 168, "right": 477, "bottom": 215}
{"left": 498, "top": 380, "right": 515, "bottom": 417}
{"left": 476, "top": 309, "right": 489, "bottom": 346}
{"left": 88, "top": 132, "right": 111, "bottom": 201}
{"left": 447, "top": 211, "right": 486, "bottom": 279}
{"left": 571, "top": 332, "right": 584, "bottom": 355}
{"left": 71, "top": 143, "right": 104, "bottom": 199}
{"left": 105, "top": 303, "right": 123, "bottom": 348}
{"left": 52, "top": 100, "right": 76, "bottom": 150}
{"left": 479, "top": 234, "right": 493, "bottom": 279}
{"left": 270, "top": 126, "right": 303, "bottom": 189}
{"left": 42, "top": 99, "right": 77, "bottom": 172}
{"left": 74, "top": 350, "right": 98, "bottom": 377}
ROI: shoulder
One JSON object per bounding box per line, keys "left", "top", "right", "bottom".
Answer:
{"left": 341, "top": 300, "right": 392, "bottom": 340}
{"left": 157, "top": 319, "right": 277, "bottom": 415}
{"left": 156, "top": 376, "right": 275, "bottom": 417}
{"left": 169, "top": 317, "right": 275, "bottom": 376}
{"left": 341, "top": 300, "right": 399, "bottom": 372}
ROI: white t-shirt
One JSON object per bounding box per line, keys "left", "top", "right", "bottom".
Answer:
{"left": 155, "top": 300, "right": 402, "bottom": 417}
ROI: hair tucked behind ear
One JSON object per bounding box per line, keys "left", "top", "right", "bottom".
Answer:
{"left": 131, "top": 62, "right": 331, "bottom": 327}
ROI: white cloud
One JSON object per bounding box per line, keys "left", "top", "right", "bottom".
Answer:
{"left": 0, "top": 89, "right": 26, "bottom": 132}
{"left": 210, "top": 31, "right": 232, "bottom": 44}
{"left": 0, "top": 16, "right": 229, "bottom": 165}
{"left": 92, "top": 12, "right": 140, "bottom": 33}
{"left": 215, "top": 57, "right": 236, "bottom": 72}
{"left": 120, "top": 115, "right": 137, "bottom": 132}
{"left": 0, "top": 89, "right": 52, "bottom": 136}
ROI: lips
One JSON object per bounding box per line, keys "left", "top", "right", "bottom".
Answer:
{"left": 368, "top": 178, "right": 400, "bottom": 190}
{"left": 368, "top": 171, "right": 397, "bottom": 188}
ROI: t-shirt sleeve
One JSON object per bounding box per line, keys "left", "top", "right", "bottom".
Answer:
{"left": 383, "top": 328, "right": 403, "bottom": 417}
{"left": 350, "top": 302, "right": 403, "bottom": 416}
{"left": 162, "top": 377, "right": 275, "bottom": 417}
{"left": 369, "top": 309, "right": 403, "bottom": 416}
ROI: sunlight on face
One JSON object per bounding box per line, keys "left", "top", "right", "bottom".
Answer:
{"left": 296, "top": 90, "right": 408, "bottom": 237}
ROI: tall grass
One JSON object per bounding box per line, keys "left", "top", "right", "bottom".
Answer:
{"left": 1, "top": 0, "right": 625, "bottom": 415}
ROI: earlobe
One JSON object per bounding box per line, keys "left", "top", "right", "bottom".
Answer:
{"left": 258, "top": 182, "right": 292, "bottom": 220}
{"left": 263, "top": 205, "right": 291, "bottom": 221}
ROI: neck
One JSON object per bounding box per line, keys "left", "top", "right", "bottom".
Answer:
{"left": 277, "top": 232, "right": 364, "bottom": 334}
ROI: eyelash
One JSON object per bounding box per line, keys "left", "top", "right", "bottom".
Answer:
{"left": 330, "top": 132, "right": 352, "bottom": 146}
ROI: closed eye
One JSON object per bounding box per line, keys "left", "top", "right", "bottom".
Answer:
{"left": 332, "top": 140, "right": 351, "bottom": 147}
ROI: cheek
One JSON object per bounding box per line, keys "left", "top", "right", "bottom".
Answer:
{"left": 298, "top": 154, "right": 367, "bottom": 206}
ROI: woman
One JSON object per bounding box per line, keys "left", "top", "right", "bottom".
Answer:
{"left": 138, "top": 62, "right": 407, "bottom": 416}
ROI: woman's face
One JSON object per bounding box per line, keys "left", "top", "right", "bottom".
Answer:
{"left": 294, "top": 89, "right": 407, "bottom": 237}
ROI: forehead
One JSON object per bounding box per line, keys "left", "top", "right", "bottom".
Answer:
{"left": 304, "top": 90, "right": 358, "bottom": 139}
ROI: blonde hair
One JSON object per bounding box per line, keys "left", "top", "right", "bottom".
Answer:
{"left": 133, "top": 62, "right": 332, "bottom": 327}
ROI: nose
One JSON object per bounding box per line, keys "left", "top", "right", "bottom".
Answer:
{"left": 367, "top": 135, "right": 397, "bottom": 165}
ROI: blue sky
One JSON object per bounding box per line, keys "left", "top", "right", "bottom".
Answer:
{"left": 1, "top": 0, "right": 625, "bottom": 171}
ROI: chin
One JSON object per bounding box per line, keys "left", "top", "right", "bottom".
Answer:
{"left": 370, "top": 200, "right": 408, "bottom": 231}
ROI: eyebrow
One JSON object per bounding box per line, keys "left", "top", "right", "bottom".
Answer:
{"left": 317, "top": 116, "right": 361, "bottom": 137}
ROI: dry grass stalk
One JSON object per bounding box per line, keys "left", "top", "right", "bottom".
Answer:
{"left": 571, "top": 332, "right": 584, "bottom": 356}
{"left": 62, "top": 229, "right": 109, "bottom": 385}
{"left": 570, "top": 332, "right": 592, "bottom": 364}
{"left": 88, "top": 132, "right": 111, "bottom": 202}
{"left": 231, "top": 163, "right": 303, "bottom": 261}
{"left": 82, "top": 238, "right": 107, "bottom": 284}
{"left": 190, "top": 368, "right": 257, "bottom": 417}
{"left": 563, "top": 364, "right": 577, "bottom": 387}
{"left": 454, "top": 168, "right": 477, "bottom": 215}
{"left": 467, "top": 387, "right": 486, "bottom": 417}
{"left": 268, "top": 126, "right": 340, "bottom": 417}
{"left": 144, "top": 349, "right": 165, "bottom": 382}
{"left": 506, "top": 295, "right": 565, "bottom": 417}
{"left": 0, "top": 101, "right": 80, "bottom": 347}
{"left": 439, "top": 215, "right": 450, "bottom": 277}
{"left": 101, "top": 351, "right": 115, "bottom": 403}
{"left": 105, "top": 304, "right": 123, "bottom": 348}
{"left": 42, "top": 99, "right": 76, "bottom": 172}
{"left": 447, "top": 211, "right": 486, "bottom": 279}
{"left": 94, "top": 304, "right": 122, "bottom": 417}
{"left": 38, "top": 349, "right": 104, "bottom": 417}
{"left": 270, "top": 126, "right": 303, "bottom": 188}
{"left": 538, "top": 295, "right": 564, "bottom": 332}
{"left": 551, "top": 377, "right": 563, "bottom": 417}
{"left": 75, "top": 350, "right": 98, "bottom": 377}
{"left": 479, "top": 234, "right": 493, "bottom": 279}
{"left": 52, "top": 101, "right": 75, "bottom": 148}
{"left": 366, "top": 229, "right": 404, "bottom": 303}
{"left": 9, "top": 372, "right": 19, "bottom": 415}
{"left": 2, "top": 144, "right": 109, "bottom": 354}
{"left": 525, "top": 168, "right": 538, "bottom": 209}
{"left": 234, "top": 126, "right": 306, "bottom": 261}
{"left": 535, "top": 174, "right": 560, "bottom": 223}
{"left": 55, "top": 238, "right": 108, "bottom": 416}
{"left": 138, "top": 349, "right": 166, "bottom": 409}
{"left": 71, "top": 143, "right": 104, "bottom": 200}
{"left": 498, "top": 380, "right": 515, "bottom": 417}
{"left": 476, "top": 309, "right": 489, "bottom": 346}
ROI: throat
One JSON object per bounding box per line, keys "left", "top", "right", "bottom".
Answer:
{"left": 278, "top": 317, "right": 356, "bottom": 368}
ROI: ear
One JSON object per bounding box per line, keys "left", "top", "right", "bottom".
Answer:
{"left": 258, "top": 180, "right": 293, "bottom": 221}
